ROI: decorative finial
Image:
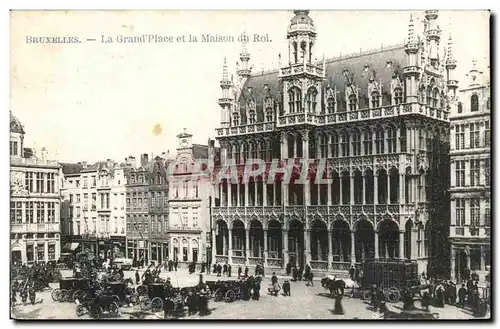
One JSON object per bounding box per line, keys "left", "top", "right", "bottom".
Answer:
{"left": 407, "top": 14, "right": 416, "bottom": 44}
{"left": 222, "top": 57, "right": 229, "bottom": 80}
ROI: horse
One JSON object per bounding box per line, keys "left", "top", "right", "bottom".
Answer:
{"left": 321, "top": 276, "right": 360, "bottom": 298}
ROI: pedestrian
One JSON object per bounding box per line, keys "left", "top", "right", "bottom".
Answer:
{"left": 292, "top": 266, "right": 298, "bottom": 282}
{"left": 213, "top": 263, "right": 217, "bottom": 274}
{"left": 271, "top": 272, "right": 279, "bottom": 297}
{"left": 223, "top": 263, "right": 228, "bottom": 276}
{"left": 29, "top": 283, "right": 36, "bottom": 305}
{"left": 244, "top": 266, "right": 249, "bottom": 278}
{"left": 238, "top": 266, "right": 242, "bottom": 279}
{"left": 217, "top": 263, "right": 222, "bottom": 276}
{"left": 11, "top": 285, "right": 17, "bottom": 305}
{"left": 421, "top": 291, "right": 431, "bottom": 311}
{"left": 349, "top": 265, "right": 355, "bottom": 281}
{"left": 333, "top": 293, "right": 344, "bottom": 315}
{"left": 253, "top": 277, "right": 261, "bottom": 300}
{"left": 135, "top": 270, "right": 140, "bottom": 285}
{"left": 286, "top": 262, "right": 291, "bottom": 276}
{"left": 283, "top": 280, "right": 291, "bottom": 297}
{"left": 174, "top": 260, "right": 178, "bottom": 271}
{"left": 458, "top": 284, "right": 467, "bottom": 307}
{"left": 298, "top": 267, "right": 303, "bottom": 281}
{"left": 227, "top": 264, "right": 232, "bottom": 277}
{"left": 354, "top": 267, "right": 360, "bottom": 282}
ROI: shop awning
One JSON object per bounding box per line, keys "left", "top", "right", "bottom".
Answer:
{"left": 63, "top": 242, "right": 80, "bottom": 251}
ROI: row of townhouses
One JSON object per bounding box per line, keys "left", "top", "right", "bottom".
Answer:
{"left": 9, "top": 10, "right": 490, "bottom": 283}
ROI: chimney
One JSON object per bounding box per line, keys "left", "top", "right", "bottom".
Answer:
{"left": 141, "top": 153, "right": 149, "bottom": 167}
{"left": 126, "top": 156, "right": 136, "bottom": 168}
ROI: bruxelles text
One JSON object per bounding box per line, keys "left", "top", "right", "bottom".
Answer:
{"left": 165, "top": 158, "right": 332, "bottom": 185}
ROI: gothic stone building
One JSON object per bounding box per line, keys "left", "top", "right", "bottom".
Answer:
{"left": 449, "top": 62, "right": 491, "bottom": 283}
{"left": 212, "top": 10, "right": 452, "bottom": 276}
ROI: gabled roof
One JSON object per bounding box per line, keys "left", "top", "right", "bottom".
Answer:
{"left": 10, "top": 111, "right": 25, "bottom": 134}
{"left": 61, "top": 163, "right": 84, "bottom": 175}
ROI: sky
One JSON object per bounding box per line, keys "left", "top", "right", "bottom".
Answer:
{"left": 10, "top": 10, "right": 490, "bottom": 163}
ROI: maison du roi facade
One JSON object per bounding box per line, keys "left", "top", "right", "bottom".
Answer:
{"left": 10, "top": 112, "right": 62, "bottom": 265}
{"left": 211, "top": 10, "right": 455, "bottom": 276}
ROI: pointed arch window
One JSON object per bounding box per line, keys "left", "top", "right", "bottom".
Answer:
{"left": 348, "top": 94, "right": 357, "bottom": 111}
{"left": 331, "top": 132, "right": 339, "bottom": 157}
{"left": 471, "top": 94, "right": 479, "bottom": 112}
{"left": 426, "top": 86, "right": 432, "bottom": 106}
{"left": 327, "top": 97, "right": 335, "bottom": 114}
{"left": 352, "top": 130, "right": 361, "bottom": 156}
{"left": 432, "top": 88, "right": 439, "bottom": 108}
{"left": 251, "top": 142, "right": 258, "bottom": 159}
{"left": 232, "top": 112, "right": 240, "bottom": 126}
{"left": 242, "top": 143, "right": 249, "bottom": 162}
{"left": 387, "top": 126, "right": 397, "bottom": 153}
{"left": 319, "top": 134, "right": 328, "bottom": 158}
{"left": 375, "top": 127, "right": 385, "bottom": 154}
{"left": 394, "top": 88, "right": 403, "bottom": 105}
{"left": 288, "top": 87, "right": 302, "bottom": 113}
{"left": 265, "top": 108, "right": 273, "bottom": 122}
{"left": 341, "top": 131, "right": 350, "bottom": 157}
{"left": 419, "top": 86, "right": 426, "bottom": 103}
{"left": 249, "top": 109, "right": 256, "bottom": 124}
{"left": 457, "top": 102, "right": 463, "bottom": 113}
{"left": 371, "top": 91, "right": 381, "bottom": 108}
{"left": 363, "top": 129, "right": 373, "bottom": 155}
{"left": 306, "top": 87, "right": 318, "bottom": 113}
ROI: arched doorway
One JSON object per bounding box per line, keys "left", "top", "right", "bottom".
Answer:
{"left": 378, "top": 218, "right": 400, "bottom": 259}
{"left": 249, "top": 219, "right": 264, "bottom": 258}
{"left": 331, "top": 219, "right": 351, "bottom": 263}
{"left": 456, "top": 249, "right": 468, "bottom": 281}
{"left": 310, "top": 219, "right": 328, "bottom": 261}
{"left": 404, "top": 220, "right": 413, "bottom": 260}
{"left": 288, "top": 219, "right": 304, "bottom": 268}
{"left": 215, "top": 219, "right": 228, "bottom": 257}
{"left": 354, "top": 218, "right": 375, "bottom": 262}
{"left": 267, "top": 219, "right": 283, "bottom": 261}
{"left": 232, "top": 219, "right": 246, "bottom": 257}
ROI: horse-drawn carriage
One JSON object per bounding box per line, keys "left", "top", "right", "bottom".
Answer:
{"left": 51, "top": 277, "right": 92, "bottom": 302}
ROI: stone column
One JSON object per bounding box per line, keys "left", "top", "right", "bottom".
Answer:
{"left": 236, "top": 183, "right": 240, "bottom": 207}
{"left": 350, "top": 175, "right": 355, "bottom": 205}
{"left": 211, "top": 228, "right": 217, "bottom": 263}
{"left": 480, "top": 246, "right": 485, "bottom": 271}
{"left": 222, "top": 230, "right": 227, "bottom": 255}
{"left": 263, "top": 229, "right": 268, "bottom": 266}
{"left": 263, "top": 183, "right": 267, "bottom": 207}
{"left": 450, "top": 246, "right": 456, "bottom": 281}
{"left": 411, "top": 228, "right": 418, "bottom": 260}
{"left": 400, "top": 173, "right": 405, "bottom": 204}
{"left": 387, "top": 174, "right": 391, "bottom": 204}
{"left": 350, "top": 231, "right": 356, "bottom": 265}
{"left": 282, "top": 229, "right": 289, "bottom": 267}
{"left": 374, "top": 231, "right": 379, "bottom": 259}
{"left": 244, "top": 182, "right": 249, "bottom": 207}
{"left": 302, "top": 131, "right": 309, "bottom": 159}
{"left": 305, "top": 228, "right": 311, "bottom": 265}
{"left": 399, "top": 231, "right": 405, "bottom": 259}
{"left": 339, "top": 177, "right": 343, "bottom": 205}
{"left": 228, "top": 183, "right": 232, "bottom": 207}
{"left": 362, "top": 175, "right": 366, "bottom": 204}
{"left": 240, "top": 144, "right": 245, "bottom": 165}
{"left": 228, "top": 229, "right": 233, "bottom": 263}
{"left": 374, "top": 174, "right": 379, "bottom": 204}
{"left": 305, "top": 182, "right": 311, "bottom": 206}
{"left": 44, "top": 173, "right": 48, "bottom": 193}
{"left": 327, "top": 181, "right": 332, "bottom": 205}
{"left": 245, "top": 228, "right": 250, "bottom": 265}
{"left": 44, "top": 202, "right": 48, "bottom": 223}
{"left": 281, "top": 132, "right": 288, "bottom": 159}
{"left": 327, "top": 230, "right": 333, "bottom": 270}
{"left": 44, "top": 242, "right": 49, "bottom": 262}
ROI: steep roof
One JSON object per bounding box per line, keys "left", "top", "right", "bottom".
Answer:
{"left": 61, "top": 163, "right": 84, "bottom": 175}
{"left": 237, "top": 44, "right": 406, "bottom": 121}
{"left": 192, "top": 144, "right": 209, "bottom": 159}
{"left": 10, "top": 111, "right": 25, "bottom": 134}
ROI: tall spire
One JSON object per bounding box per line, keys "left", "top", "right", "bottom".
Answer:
{"left": 446, "top": 33, "right": 456, "bottom": 66}
{"left": 408, "top": 14, "right": 416, "bottom": 44}
{"left": 237, "top": 32, "right": 251, "bottom": 78}
{"left": 222, "top": 57, "right": 229, "bottom": 81}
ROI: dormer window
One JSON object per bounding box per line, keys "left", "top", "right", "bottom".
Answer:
{"left": 348, "top": 94, "right": 357, "bottom": 111}
{"left": 232, "top": 113, "right": 240, "bottom": 126}
{"left": 371, "top": 91, "right": 380, "bottom": 108}
{"left": 394, "top": 88, "right": 403, "bottom": 105}
{"left": 249, "top": 110, "right": 256, "bottom": 124}
{"left": 471, "top": 94, "right": 479, "bottom": 112}
{"left": 265, "top": 108, "right": 273, "bottom": 122}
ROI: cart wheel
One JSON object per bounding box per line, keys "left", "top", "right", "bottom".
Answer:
{"left": 151, "top": 297, "right": 163, "bottom": 312}
{"left": 213, "top": 288, "right": 223, "bottom": 302}
{"left": 225, "top": 290, "right": 236, "bottom": 303}
{"left": 73, "top": 290, "right": 83, "bottom": 303}
{"left": 362, "top": 289, "right": 371, "bottom": 300}
{"left": 109, "top": 302, "right": 119, "bottom": 318}
{"left": 76, "top": 305, "right": 87, "bottom": 317}
{"left": 387, "top": 287, "right": 401, "bottom": 303}
{"left": 112, "top": 295, "right": 121, "bottom": 305}
{"left": 140, "top": 297, "right": 151, "bottom": 311}
{"left": 51, "top": 289, "right": 61, "bottom": 301}
{"left": 58, "top": 289, "right": 67, "bottom": 302}
{"left": 137, "top": 285, "right": 147, "bottom": 296}
{"left": 67, "top": 290, "right": 76, "bottom": 302}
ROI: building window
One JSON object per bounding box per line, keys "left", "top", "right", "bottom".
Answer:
{"left": 47, "top": 173, "right": 55, "bottom": 193}
{"left": 484, "top": 120, "right": 490, "bottom": 147}
{"left": 76, "top": 206, "right": 81, "bottom": 218}
{"left": 327, "top": 97, "right": 335, "bottom": 114}
{"left": 25, "top": 172, "right": 34, "bottom": 192}
{"left": 363, "top": 129, "right": 373, "bottom": 155}
{"left": 348, "top": 94, "right": 357, "bottom": 111}
{"left": 48, "top": 202, "right": 55, "bottom": 222}
{"left": 352, "top": 130, "right": 361, "bottom": 156}
{"left": 455, "top": 125, "right": 465, "bottom": 150}
{"left": 457, "top": 102, "right": 463, "bottom": 113}
{"left": 330, "top": 133, "right": 339, "bottom": 158}
{"left": 484, "top": 158, "right": 490, "bottom": 187}
{"left": 470, "top": 94, "right": 479, "bottom": 112}
{"left": 470, "top": 159, "right": 480, "bottom": 186}
{"left": 394, "top": 88, "right": 403, "bottom": 105}
{"left": 375, "top": 127, "right": 385, "bottom": 154}
{"left": 36, "top": 173, "right": 44, "bottom": 193}
{"left": 232, "top": 113, "right": 239, "bottom": 126}
{"left": 26, "top": 245, "right": 34, "bottom": 262}
{"left": 265, "top": 108, "right": 273, "bottom": 122}
{"left": 37, "top": 202, "right": 44, "bottom": 223}
{"left": 26, "top": 201, "right": 34, "bottom": 223}
{"left": 340, "top": 131, "right": 349, "bottom": 157}
{"left": 91, "top": 193, "right": 96, "bottom": 210}
{"left": 432, "top": 88, "right": 439, "bottom": 108}
{"left": 469, "top": 122, "right": 480, "bottom": 149}
{"left": 455, "top": 160, "right": 465, "bottom": 187}
{"left": 387, "top": 127, "right": 397, "bottom": 153}
{"left": 426, "top": 86, "right": 432, "bottom": 106}
{"left": 319, "top": 134, "right": 328, "bottom": 158}
{"left": 455, "top": 199, "right": 465, "bottom": 227}
{"left": 370, "top": 91, "right": 380, "bottom": 108}
{"left": 470, "top": 198, "right": 480, "bottom": 227}
{"left": 10, "top": 201, "right": 22, "bottom": 223}
{"left": 10, "top": 141, "right": 18, "bottom": 156}
{"left": 485, "top": 199, "right": 490, "bottom": 227}
{"left": 306, "top": 88, "right": 318, "bottom": 113}
{"left": 249, "top": 110, "right": 256, "bottom": 124}
{"left": 400, "top": 126, "right": 407, "bottom": 152}
{"left": 83, "top": 178, "right": 88, "bottom": 188}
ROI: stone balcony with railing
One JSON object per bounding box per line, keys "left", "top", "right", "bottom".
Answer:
{"left": 279, "top": 62, "right": 324, "bottom": 78}
{"left": 216, "top": 102, "right": 448, "bottom": 138}
{"left": 451, "top": 225, "right": 491, "bottom": 239}
{"left": 10, "top": 157, "right": 60, "bottom": 168}
{"left": 11, "top": 222, "right": 60, "bottom": 233}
